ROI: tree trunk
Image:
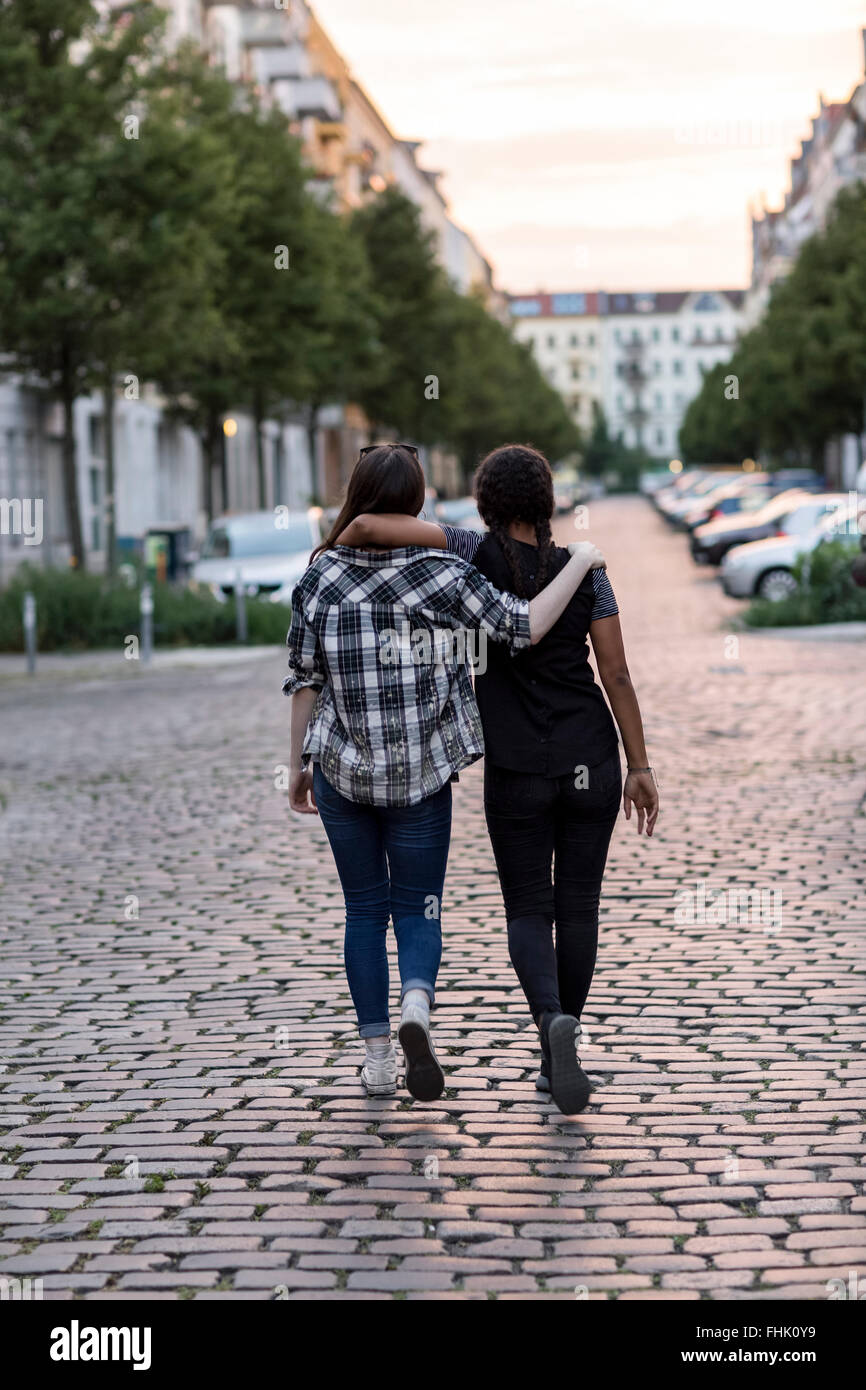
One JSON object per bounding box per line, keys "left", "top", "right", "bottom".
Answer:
{"left": 202, "top": 412, "right": 217, "bottom": 522}
{"left": 60, "top": 368, "right": 85, "bottom": 571}
{"left": 103, "top": 379, "right": 117, "bottom": 575}
{"left": 306, "top": 404, "right": 320, "bottom": 507}
{"left": 219, "top": 427, "right": 229, "bottom": 514}
{"left": 253, "top": 390, "right": 267, "bottom": 510}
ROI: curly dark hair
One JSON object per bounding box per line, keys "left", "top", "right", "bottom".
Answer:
{"left": 474, "top": 443, "right": 556, "bottom": 598}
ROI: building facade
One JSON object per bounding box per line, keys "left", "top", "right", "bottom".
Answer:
{"left": 743, "top": 29, "right": 866, "bottom": 486}
{"left": 510, "top": 288, "right": 744, "bottom": 459}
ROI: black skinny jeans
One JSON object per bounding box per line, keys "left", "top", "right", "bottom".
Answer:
{"left": 483, "top": 751, "right": 621, "bottom": 1023}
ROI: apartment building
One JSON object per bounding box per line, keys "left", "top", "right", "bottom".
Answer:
{"left": 510, "top": 289, "right": 744, "bottom": 459}
{"left": 745, "top": 29, "right": 866, "bottom": 331}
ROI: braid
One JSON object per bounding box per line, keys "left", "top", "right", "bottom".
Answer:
{"left": 533, "top": 518, "right": 556, "bottom": 595}
{"left": 492, "top": 525, "right": 527, "bottom": 598}
{"left": 474, "top": 442, "right": 558, "bottom": 600}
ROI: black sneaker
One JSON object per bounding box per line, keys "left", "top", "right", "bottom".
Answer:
{"left": 542, "top": 1013, "right": 591, "bottom": 1114}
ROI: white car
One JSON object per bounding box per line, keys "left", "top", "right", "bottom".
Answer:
{"left": 192, "top": 509, "right": 322, "bottom": 604}
{"left": 720, "top": 494, "right": 854, "bottom": 600}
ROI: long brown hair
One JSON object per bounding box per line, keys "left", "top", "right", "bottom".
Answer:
{"left": 474, "top": 443, "right": 556, "bottom": 598}
{"left": 311, "top": 444, "right": 426, "bottom": 562}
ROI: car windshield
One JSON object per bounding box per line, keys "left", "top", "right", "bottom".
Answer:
{"left": 201, "top": 516, "right": 311, "bottom": 559}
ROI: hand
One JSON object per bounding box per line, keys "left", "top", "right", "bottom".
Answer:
{"left": 289, "top": 767, "right": 318, "bottom": 815}
{"left": 623, "top": 770, "right": 658, "bottom": 836}
{"left": 568, "top": 541, "right": 606, "bottom": 569}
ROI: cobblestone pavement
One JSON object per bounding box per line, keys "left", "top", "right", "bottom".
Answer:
{"left": 1, "top": 496, "right": 864, "bottom": 1302}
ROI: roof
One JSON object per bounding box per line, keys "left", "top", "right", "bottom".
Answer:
{"left": 508, "top": 289, "right": 745, "bottom": 318}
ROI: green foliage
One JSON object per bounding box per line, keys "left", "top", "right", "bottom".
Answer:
{"left": 582, "top": 402, "right": 652, "bottom": 491}
{"left": 0, "top": 566, "right": 289, "bottom": 651}
{"left": 0, "top": 4, "right": 582, "bottom": 558}
{"left": 743, "top": 539, "right": 866, "bottom": 627}
{"left": 348, "top": 188, "right": 579, "bottom": 481}
{"left": 682, "top": 183, "right": 866, "bottom": 466}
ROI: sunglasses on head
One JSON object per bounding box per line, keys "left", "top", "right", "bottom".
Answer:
{"left": 359, "top": 442, "right": 419, "bottom": 459}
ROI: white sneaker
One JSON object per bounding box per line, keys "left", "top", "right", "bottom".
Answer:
{"left": 398, "top": 1003, "right": 445, "bottom": 1102}
{"left": 361, "top": 1046, "right": 398, "bottom": 1096}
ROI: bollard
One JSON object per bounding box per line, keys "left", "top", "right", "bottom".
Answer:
{"left": 23, "top": 591, "right": 36, "bottom": 675}
{"left": 234, "top": 569, "right": 247, "bottom": 644}
{"left": 140, "top": 583, "right": 154, "bottom": 665}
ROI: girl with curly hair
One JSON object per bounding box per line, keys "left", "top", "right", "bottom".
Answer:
{"left": 339, "top": 443, "right": 658, "bottom": 1114}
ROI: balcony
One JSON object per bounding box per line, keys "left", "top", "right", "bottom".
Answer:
{"left": 238, "top": 10, "right": 293, "bottom": 48}
{"left": 271, "top": 75, "right": 342, "bottom": 122}
{"left": 249, "top": 43, "right": 310, "bottom": 86}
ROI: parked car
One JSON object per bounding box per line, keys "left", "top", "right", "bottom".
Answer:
{"left": 720, "top": 494, "right": 855, "bottom": 600}
{"left": 681, "top": 474, "right": 772, "bottom": 530}
{"left": 653, "top": 469, "right": 710, "bottom": 517}
{"left": 690, "top": 489, "right": 813, "bottom": 566}
{"left": 764, "top": 469, "right": 826, "bottom": 495}
{"left": 659, "top": 471, "right": 741, "bottom": 525}
{"left": 192, "top": 508, "right": 322, "bottom": 603}
{"left": 435, "top": 497, "right": 485, "bottom": 532}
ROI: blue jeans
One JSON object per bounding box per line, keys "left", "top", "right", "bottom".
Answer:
{"left": 313, "top": 766, "right": 452, "bottom": 1038}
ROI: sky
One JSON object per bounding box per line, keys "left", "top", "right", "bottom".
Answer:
{"left": 311, "top": 0, "right": 866, "bottom": 294}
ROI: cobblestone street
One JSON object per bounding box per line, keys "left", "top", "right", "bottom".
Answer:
{"left": 1, "top": 495, "right": 864, "bottom": 1301}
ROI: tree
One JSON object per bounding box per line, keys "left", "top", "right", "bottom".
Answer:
{"left": 0, "top": 0, "right": 170, "bottom": 568}
{"left": 348, "top": 187, "right": 451, "bottom": 443}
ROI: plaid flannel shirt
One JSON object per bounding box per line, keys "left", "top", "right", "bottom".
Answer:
{"left": 283, "top": 545, "right": 531, "bottom": 807}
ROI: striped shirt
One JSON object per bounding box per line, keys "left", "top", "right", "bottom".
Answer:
{"left": 283, "top": 545, "right": 531, "bottom": 807}
{"left": 441, "top": 526, "right": 619, "bottom": 620}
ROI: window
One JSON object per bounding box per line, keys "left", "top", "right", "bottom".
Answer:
{"left": 656, "top": 429, "right": 665, "bottom": 446}
{"left": 571, "top": 364, "right": 579, "bottom": 380}
{"left": 653, "top": 360, "right": 662, "bottom": 375}
{"left": 675, "top": 392, "right": 685, "bottom": 408}
{"left": 569, "top": 333, "right": 578, "bottom": 348}
{"left": 671, "top": 326, "right": 680, "bottom": 343}
{"left": 589, "top": 365, "right": 597, "bottom": 380}
{"left": 614, "top": 328, "right": 623, "bottom": 343}
{"left": 631, "top": 328, "right": 640, "bottom": 343}
{"left": 652, "top": 327, "right": 660, "bottom": 342}
{"left": 673, "top": 360, "right": 683, "bottom": 375}
{"left": 654, "top": 392, "right": 664, "bottom": 409}
{"left": 587, "top": 333, "right": 595, "bottom": 347}
{"left": 547, "top": 335, "right": 556, "bottom": 349}
{"left": 616, "top": 394, "right": 624, "bottom": 410}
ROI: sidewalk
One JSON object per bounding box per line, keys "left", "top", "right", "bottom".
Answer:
{"left": 0, "top": 644, "right": 282, "bottom": 685}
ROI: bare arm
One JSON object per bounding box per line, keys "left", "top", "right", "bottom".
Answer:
{"left": 337, "top": 513, "right": 446, "bottom": 549}
{"left": 289, "top": 686, "right": 319, "bottom": 815}
{"left": 590, "top": 614, "right": 659, "bottom": 836}
{"left": 527, "top": 544, "right": 604, "bottom": 643}
{"left": 340, "top": 513, "right": 604, "bottom": 646}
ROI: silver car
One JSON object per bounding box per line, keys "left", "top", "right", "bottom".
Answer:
{"left": 192, "top": 509, "right": 323, "bottom": 603}
{"left": 720, "top": 494, "right": 853, "bottom": 600}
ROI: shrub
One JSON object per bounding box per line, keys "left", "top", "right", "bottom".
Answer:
{"left": 744, "top": 538, "right": 866, "bottom": 627}
{"left": 0, "top": 565, "right": 290, "bottom": 651}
